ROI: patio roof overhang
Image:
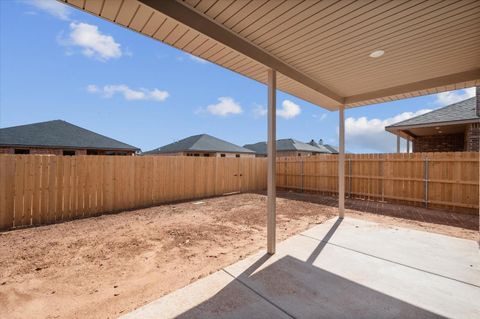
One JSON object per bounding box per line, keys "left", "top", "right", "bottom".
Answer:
{"left": 63, "top": 0, "right": 480, "bottom": 111}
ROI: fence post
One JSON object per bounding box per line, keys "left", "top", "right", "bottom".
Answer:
{"left": 301, "top": 158, "right": 304, "bottom": 192}
{"left": 424, "top": 158, "right": 429, "bottom": 208}
{"left": 348, "top": 158, "right": 352, "bottom": 198}
{"left": 381, "top": 159, "right": 385, "bottom": 202}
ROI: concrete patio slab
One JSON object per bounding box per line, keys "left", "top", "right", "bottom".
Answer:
{"left": 122, "top": 217, "right": 480, "bottom": 319}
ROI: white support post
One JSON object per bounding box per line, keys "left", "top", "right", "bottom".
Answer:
{"left": 397, "top": 136, "right": 401, "bottom": 153}
{"left": 338, "top": 105, "right": 345, "bottom": 218}
{"left": 267, "top": 69, "right": 277, "bottom": 254}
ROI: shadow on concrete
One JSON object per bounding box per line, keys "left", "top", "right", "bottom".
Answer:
{"left": 176, "top": 254, "right": 444, "bottom": 319}
{"left": 272, "top": 190, "right": 478, "bottom": 231}
{"left": 175, "top": 217, "right": 445, "bottom": 319}
{"left": 305, "top": 217, "right": 342, "bottom": 264}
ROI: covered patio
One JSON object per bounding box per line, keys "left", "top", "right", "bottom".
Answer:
{"left": 122, "top": 217, "right": 480, "bottom": 318}
{"left": 64, "top": 0, "right": 480, "bottom": 254}
{"left": 62, "top": 0, "right": 480, "bottom": 317}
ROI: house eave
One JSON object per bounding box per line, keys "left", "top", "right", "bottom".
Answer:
{"left": 386, "top": 118, "right": 480, "bottom": 133}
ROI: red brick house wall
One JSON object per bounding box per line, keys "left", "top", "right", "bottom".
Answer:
{"left": 413, "top": 133, "right": 465, "bottom": 152}
{"left": 412, "top": 123, "right": 479, "bottom": 153}
{"left": 465, "top": 123, "right": 480, "bottom": 151}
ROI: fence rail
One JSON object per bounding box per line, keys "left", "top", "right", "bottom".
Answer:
{"left": 0, "top": 152, "right": 478, "bottom": 231}
{"left": 277, "top": 152, "right": 479, "bottom": 213}
{"left": 0, "top": 155, "right": 267, "bottom": 231}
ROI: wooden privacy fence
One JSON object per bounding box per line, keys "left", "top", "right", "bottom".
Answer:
{"left": 0, "top": 155, "right": 267, "bottom": 231}
{"left": 1, "top": 152, "right": 477, "bottom": 231}
{"left": 277, "top": 152, "right": 479, "bottom": 213}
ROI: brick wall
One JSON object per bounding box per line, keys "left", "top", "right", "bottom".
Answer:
{"left": 30, "top": 148, "right": 63, "bottom": 155}
{"left": 0, "top": 147, "right": 65, "bottom": 155}
{"left": 413, "top": 133, "right": 465, "bottom": 152}
{"left": 0, "top": 148, "right": 14, "bottom": 154}
{"left": 465, "top": 123, "right": 480, "bottom": 151}
{"left": 476, "top": 86, "right": 479, "bottom": 117}
{"left": 0, "top": 147, "right": 132, "bottom": 155}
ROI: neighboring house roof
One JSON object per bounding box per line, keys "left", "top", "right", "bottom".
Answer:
{"left": 143, "top": 134, "right": 254, "bottom": 154}
{"left": 242, "top": 142, "right": 267, "bottom": 155}
{"left": 0, "top": 120, "right": 139, "bottom": 151}
{"left": 323, "top": 144, "right": 339, "bottom": 154}
{"left": 386, "top": 97, "right": 479, "bottom": 128}
{"left": 244, "top": 139, "right": 332, "bottom": 155}
{"left": 308, "top": 139, "right": 320, "bottom": 147}
{"left": 308, "top": 139, "right": 339, "bottom": 154}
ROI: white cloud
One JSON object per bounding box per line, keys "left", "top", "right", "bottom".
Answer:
{"left": 201, "top": 97, "right": 242, "bottom": 116}
{"left": 252, "top": 104, "right": 267, "bottom": 118}
{"left": 59, "top": 22, "right": 123, "bottom": 61}
{"left": 22, "top": 0, "right": 71, "bottom": 20}
{"left": 250, "top": 100, "right": 303, "bottom": 119}
{"left": 87, "top": 84, "right": 169, "bottom": 102}
{"left": 344, "top": 109, "right": 432, "bottom": 153}
{"left": 149, "top": 89, "right": 170, "bottom": 102}
{"left": 86, "top": 84, "right": 99, "bottom": 93}
{"left": 278, "top": 100, "right": 301, "bottom": 119}
{"left": 434, "top": 88, "right": 475, "bottom": 106}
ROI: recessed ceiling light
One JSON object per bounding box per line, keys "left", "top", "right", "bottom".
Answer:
{"left": 369, "top": 50, "right": 385, "bottom": 58}
{"left": 438, "top": 130, "right": 443, "bottom": 134}
{"left": 435, "top": 126, "right": 440, "bottom": 129}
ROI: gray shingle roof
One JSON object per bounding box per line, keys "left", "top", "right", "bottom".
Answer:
{"left": 0, "top": 120, "right": 139, "bottom": 151}
{"left": 242, "top": 142, "right": 267, "bottom": 155}
{"left": 244, "top": 139, "right": 332, "bottom": 155}
{"left": 386, "top": 97, "right": 479, "bottom": 128}
{"left": 323, "top": 144, "right": 339, "bottom": 154}
{"left": 143, "top": 134, "right": 254, "bottom": 154}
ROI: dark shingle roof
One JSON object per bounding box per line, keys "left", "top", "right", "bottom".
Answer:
{"left": 386, "top": 97, "right": 479, "bottom": 128}
{"left": 0, "top": 120, "right": 139, "bottom": 151}
{"left": 242, "top": 142, "right": 267, "bottom": 155}
{"left": 143, "top": 134, "right": 254, "bottom": 154}
{"left": 244, "top": 139, "right": 332, "bottom": 155}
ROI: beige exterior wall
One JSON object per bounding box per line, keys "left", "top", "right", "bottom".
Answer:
{"left": 278, "top": 151, "right": 321, "bottom": 157}
{"left": 251, "top": 151, "right": 326, "bottom": 157}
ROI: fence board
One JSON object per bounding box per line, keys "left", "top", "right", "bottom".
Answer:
{"left": 0, "top": 156, "right": 15, "bottom": 229}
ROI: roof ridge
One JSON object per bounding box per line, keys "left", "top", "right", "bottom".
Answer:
{"left": 187, "top": 134, "right": 208, "bottom": 149}
{"left": 57, "top": 120, "right": 139, "bottom": 149}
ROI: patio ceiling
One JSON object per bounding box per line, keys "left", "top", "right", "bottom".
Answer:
{"left": 63, "top": 0, "right": 480, "bottom": 110}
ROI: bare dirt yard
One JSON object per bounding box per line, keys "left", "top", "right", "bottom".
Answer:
{"left": 1, "top": 191, "right": 477, "bottom": 319}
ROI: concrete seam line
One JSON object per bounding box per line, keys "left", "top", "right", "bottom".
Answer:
{"left": 221, "top": 269, "right": 296, "bottom": 319}
{"left": 299, "top": 233, "right": 480, "bottom": 289}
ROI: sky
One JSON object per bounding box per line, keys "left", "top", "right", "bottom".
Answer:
{"left": 0, "top": 0, "right": 476, "bottom": 154}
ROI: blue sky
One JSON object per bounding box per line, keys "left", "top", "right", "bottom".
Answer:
{"left": 0, "top": 0, "right": 476, "bottom": 153}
